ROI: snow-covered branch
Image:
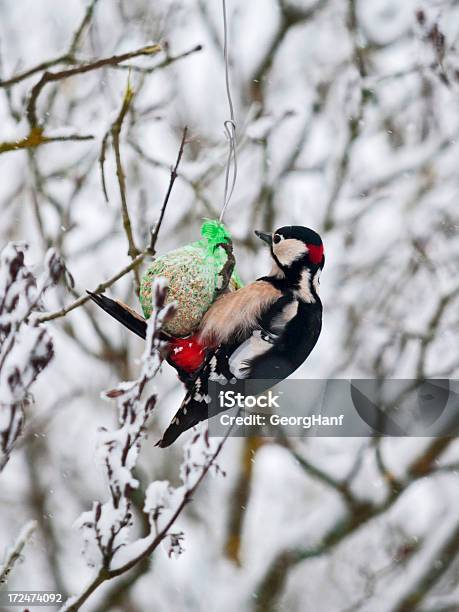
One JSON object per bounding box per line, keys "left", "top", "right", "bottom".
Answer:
{"left": 66, "top": 279, "right": 228, "bottom": 611}
{"left": 74, "top": 279, "right": 175, "bottom": 570}
{"left": 0, "top": 520, "right": 37, "bottom": 588}
{"left": 0, "top": 243, "right": 66, "bottom": 471}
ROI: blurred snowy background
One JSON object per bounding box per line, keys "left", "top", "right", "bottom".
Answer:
{"left": 1, "top": 0, "right": 459, "bottom": 610}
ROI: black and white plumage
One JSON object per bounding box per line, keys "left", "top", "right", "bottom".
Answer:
{"left": 157, "top": 225, "right": 325, "bottom": 447}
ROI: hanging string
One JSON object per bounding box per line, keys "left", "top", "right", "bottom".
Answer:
{"left": 219, "top": 0, "right": 238, "bottom": 222}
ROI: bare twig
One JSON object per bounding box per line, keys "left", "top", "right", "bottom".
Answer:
{"left": 252, "top": 436, "right": 456, "bottom": 612}
{"left": 392, "top": 519, "right": 459, "bottom": 611}
{"left": 26, "top": 44, "right": 161, "bottom": 128}
{"left": 114, "top": 44, "right": 203, "bottom": 75}
{"left": 0, "top": 521, "right": 37, "bottom": 588}
{"left": 277, "top": 434, "right": 361, "bottom": 509}
{"left": 35, "top": 251, "right": 147, "bottom": 323}
{"left": 65, "top": 428, "right": 231, "bottom": 612}
{"left": 0, "top": 56, "right": 78, "bottom": 89}
{"left": 37, "top": 126, "right": 189, "bottom": 324}
{"left": 0, "top": 131, "right": 94, "bottom": 156}
{"left": 68, "top": 0, "right": 100, "bottom": 56}
{"left": 0, "top": 0, "right": 100, "bottom": 89}
{"left": 0, "top": 44, "right": 161, "bottom": 157}
{"left": 107, "top": 79, "right": 141, "bottom": 292}
{"left": 250, "top": 0, "right": 328, "bottom": 105}
{"left": 148, "top": 126, "right": 189, "bottom": 255}
{"left": 98, "top": 131, "right": 110, "bottom": 203}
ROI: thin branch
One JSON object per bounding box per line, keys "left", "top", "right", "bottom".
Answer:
{"left": 0, "top": 56, "right": 77, "bottom": 89}
{"left": 98, "top": 131, "right": 110, "bottom": 203}
{"left": 114, "top": 44, "right": 203, "bottom": 75}
{"left": 26, "top": 44, "right": 161, "bottom": 128}
{"left": 252, "top": 436, "right": 456, "bottom": 612}
{"left": 96, "top": 558, "right": 151, "bottom": 610}
{"left": 64, "top": 428, "right": 233, "bottom": 611}
{"left": 0, "top": 131, "right": 94, "bottom": 155}
{"left": 68, "top": 0, "right": 100, "bottom": 56}
{"left": 0, "top": 0, "right": 100, "bottom": 89}
{"left": 277, "top": 434, "right": 360, "bottom": 509}
{"left": 392, "top": 519, "right": 459, "bottom": 611}
{"left": 0, "top": 44, "right": 161, "bottom": 157}
{"left": 35, "top": 252, "right": 147, "bottom": 323}
{"left": 416, "top": 285, "right": 459, "bottom": 379}
{"left": 37, "top": 125, "right": 188, "bottom": 324}
{"left": 129, "top": 137, "right": 215, "bottom": 210}
{"left": 110, "top": 81, "right": 140, "bottom": 288}
{"left": 250, "top": 0, "right": 328, "bottom": 105}
{"left": 148, "top": 126, "right": 188, "bottom": 255}
{"left": 0, "top": 521, "right": 37, "bottom": 588}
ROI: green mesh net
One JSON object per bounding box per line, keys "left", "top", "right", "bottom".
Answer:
{"left": 140, "top": 219, "right": 242, "bottom": 337}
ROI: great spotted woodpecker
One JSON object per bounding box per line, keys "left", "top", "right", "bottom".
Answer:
{"left": 88, "top": 226, "right": 324, "bottom": 447}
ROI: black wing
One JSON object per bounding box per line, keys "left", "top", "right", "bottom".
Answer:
{"left": 86, "top": 291, "right": 147, "bottom": 338}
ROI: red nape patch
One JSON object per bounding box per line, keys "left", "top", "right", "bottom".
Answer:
{"left": 306, "top": 243, "right": 324, "bottom": 264}
{"left": 168, "top": 334, "right": 206, "bottom": 372}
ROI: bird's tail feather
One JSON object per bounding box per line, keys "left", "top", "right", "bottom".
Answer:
{"left": 86, "top": 291, "right": 147, "bottom": 339}
{"left": 157, "top": 352, "right": 233, "bottom": 447}
{"left": 156, "top": 393, "right": 211, "bottom": 447}
{"left": 86, "top": 290, "right": 203, "bottom": 387}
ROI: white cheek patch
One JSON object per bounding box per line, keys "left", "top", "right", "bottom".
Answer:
{"left": 296, "top": 269, "right": 316, "bottom": 304}
{"left": 228, "top": 330, "right": 273, "bottom": 378}
{"left": 273, "top": 239, "right": 306, "bottom": 266}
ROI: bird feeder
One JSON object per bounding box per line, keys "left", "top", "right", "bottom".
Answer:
{"left": 139, "top": 219, "right": 242, "bottom": 337}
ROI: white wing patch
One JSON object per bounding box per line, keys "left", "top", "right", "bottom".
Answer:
{"left": 228, "top": 329, "right": 275, "bottom": 379}
{"left": 208, "top": 355, "right": 228, "bottom": 384}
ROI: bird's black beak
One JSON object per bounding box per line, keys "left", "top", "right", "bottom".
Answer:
{"left": 254, "top": 230, "right": 272, "bottom": 246}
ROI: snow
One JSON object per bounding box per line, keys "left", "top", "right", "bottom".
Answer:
{"left": 1, "top": 0, "right": 459, "bottom": 610}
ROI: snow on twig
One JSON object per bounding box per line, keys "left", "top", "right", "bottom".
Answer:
{"left": 0, "top": 520, "right": 37, "bottom": 588}
{"left": 0, "top": 243, "right": 67, "bottom": 471}
{"left": 66, "top": 279, "right": 230, "bottom": 611}
{"left": 75, "top": 278, "right": 176, "bottom": 568}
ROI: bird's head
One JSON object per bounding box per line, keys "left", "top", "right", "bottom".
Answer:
{"left": 255, "top": 226, "right": 325, "bottom": 290}
{"left": 255, "top": 226, "right": 324, "bottom": 271}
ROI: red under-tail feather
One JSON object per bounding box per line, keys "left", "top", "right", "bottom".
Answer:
{"left": 168, "top": 334, "right": 207, "bottom": 372}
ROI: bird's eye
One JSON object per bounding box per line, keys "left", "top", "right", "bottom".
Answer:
{"left": 273, "top": 234, "right": 282, "bottom": 244}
